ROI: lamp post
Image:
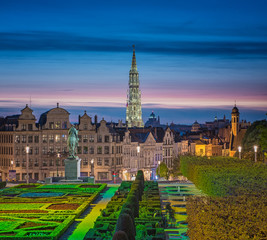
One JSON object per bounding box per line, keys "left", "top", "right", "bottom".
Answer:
{"left": 158, "top": 160, "right": 161, "bottom": 178}
{"left": 57, "top": 153, "right": 60, "bottom": 177}
{"left": 254, "top": 145, "right": 258, "bottom": 163}
{"left": 238, "top": 146, "right": 242, "bottom": 159}
{"left": 10, "top": 160, "right": 14, "bottom": 170}
{"left": 25, "top": 145, "right": 30, "bottom": 184}
{"left": 137, "top": 144, "right": 140, "bottom": 170}
{"left": 91, "top": 159, "right": 94, "bottom": 177}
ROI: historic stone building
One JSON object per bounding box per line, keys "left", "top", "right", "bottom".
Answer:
{"left": 126, "top": 46, "right": 144, "bottom": 128}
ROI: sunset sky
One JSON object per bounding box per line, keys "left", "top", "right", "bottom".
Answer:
{"left": 0, "top": 0, "right": 266, "bottom": 124}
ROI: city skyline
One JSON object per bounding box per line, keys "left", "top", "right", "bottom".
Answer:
{"left": 0, "top": 0, "right": 267, "bottom": 123}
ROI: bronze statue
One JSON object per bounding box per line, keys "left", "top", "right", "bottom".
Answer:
{"left": 67, "top": 126, "right": 79, "bottom": 158}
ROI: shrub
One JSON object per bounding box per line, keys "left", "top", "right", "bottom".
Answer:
{"left": 112, "top": 230, "right": 129, "bottom": 240}
{"left": 115, "top": 213, "right": 135, "bottom": 240}
{"left": 0, "top": 181, "right": 6, "bottom": 189}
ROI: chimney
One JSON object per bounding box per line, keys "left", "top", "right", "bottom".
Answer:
{"left": 94, "top": 115, "right": 98, "bottom": 124}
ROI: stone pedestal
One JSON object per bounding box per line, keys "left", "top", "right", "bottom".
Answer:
{"left": 64, "top": 157, "right": 81, "bottom": 180}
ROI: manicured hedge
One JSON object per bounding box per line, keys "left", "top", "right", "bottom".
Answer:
{"left": 187, "top": 195, "right": 267, "bottom": 240}
{"left": 181, "top": 156, "right": 267, "bottom": 239}
{"left": 180, "top": 156, "right": 267, "bottom": 196}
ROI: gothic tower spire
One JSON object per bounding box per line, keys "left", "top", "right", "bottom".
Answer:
{"left": 126, "top": 45, "right": 144, "bottom": 128}
{"left": 131, "top": 45, "right": 137, "bottom": 71}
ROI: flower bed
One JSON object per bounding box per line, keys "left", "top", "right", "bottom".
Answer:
{"left": 0, "top": 183, "right": 106, "bottom": 239}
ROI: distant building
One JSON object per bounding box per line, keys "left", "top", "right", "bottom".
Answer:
{"left": 191, "top": 121, "right": 201, "bottom": 132}
{"left": 229, "top": 105, "right": 250, "bottom": 156}
{"left": 145, "top": 111, "right": 160, "bottom": 127}
{"left": 126, "top": 45, "right": 144, "bottom": 128}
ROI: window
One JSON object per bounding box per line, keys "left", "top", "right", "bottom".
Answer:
{"left": 28, "top": 136, "right": 33, "bottom": 143}
{"left": 77, "top": 146, "right": 82, "bottom": 154}
{"left": 15, "top": 135, "right": 20, "bottom": 143}
{"left": 89, "top": 146, "right": 94, "bottom": 154}
{"left": 97, "top": 158, "right": 102, "bottom": 166}
{"left": 15, "top": 147, "right": 20, "bottom": 155}
{"left": 49, "top": 135, "right": 54, "bottom": 143}
{"left": 49, "top": 122, "right": 54, "bottom": 129}
{"left": 78, "top": 135, "right": 82, "bottom": 143}
{"left": 22, "top": 135, "right": 26, "bottom": 143}
{"left": 49, "top": 146, "right": 54, "bottom": 154}
{"left": 83, "top": 135, "right": 88, "bottom": 143}
{"left": 63, "top": 146, "right": 67, "bottom": 153}
{"left": 97, "top": 146, "right": 102, "bottom": 154}
{"left": 104, "top": 158, "right": 109, "bottom": 166}
{"left": 29, "top": 158, "right": 33, "bottom": 167}
{"left": 49, "top": 159, "right": 54, "bottom": 166}
{"left": 55, "top": 121, "right": 61, "bottom": 129}
{"left": 22, "top": 159, "right": 26, "bottom": 167}
{"left": 22, "top": 124, "right": 26, "bottom": 130}
{"left": 97, "top": 135, "right": 102, "bottom": 143}
{"left": 89, "top": 135, "right": 94, "bottom": 142}
{"left": 35, "top": 147, "right": 39, "bottom": 155}
{"left": 56, "top": 146, "right": 61, "bottom": 153}
{"left": 42, "top": 147, "right": 47, "bottom": 155}
{"left": 83, "top": 158, "right": 88, "bottom": 166}
{"left": 62, "top": 134, "right": 67, "bottom": 142}
{"left": 16, "top": 159, "right": 20, "bottom": 167}
{"left": 84, "top": 124, "right": 88, "bottom": 130}
{"left": 28, "top": 124, "right": 33, "bottom": 131}
{"left": 55, "top": 134, "right": 60, "bottom": 143}
{"left": 34, "top": 135, "right": 39, "bottom": 143}
{"left": 43, "top": 160, "right": 47, "bottom": 167}
{"left": 29, "top": 147, "right": 33, "bottom": 155}
{"left": 62, "top": 121, "right": 67, "bottom": 129}
{"left": 104, "top": 146, "right": 109, "bottom": 154}
{"left": 105, "top": 136, "right": 109, "bottom": 143}
{"left": 83, "top": 146, "right": 88, "bottom": 154}
{"left": 42, "top": 135, "right": 47, "bottom": 143}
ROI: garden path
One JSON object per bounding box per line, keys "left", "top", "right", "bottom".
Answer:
{"left": 63, "top": 184, "right": 119, "bottom": 240}
{"left": 158, "top": 182, "right": 202, "bottom": 240}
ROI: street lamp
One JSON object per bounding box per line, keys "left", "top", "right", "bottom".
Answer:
{"left": 137, "top": 145, "right": 140, "bottom": 170}
{"left": 57, "top": 153, "right": 60, "bottom": 177}
{"left": 158, "top": 161, "right": 161, "bottom": 179}
{"left": 90, "top": 159, "right": 94, "bottom": 177}
{"left": 25, "top": 145, "right": 30, "bottom": 184}
{"left": 254, "top": 145, "right": 258, "bottom": 163}
{"left": 238, "top": 146, "right": 242, "bottom": 159}
{"left": 10, "top": 160, "right": 14, "bottom": 170}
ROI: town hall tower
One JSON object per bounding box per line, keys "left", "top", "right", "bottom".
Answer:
{"left": 126, "top": 45, "right": 144, "bottom": 127}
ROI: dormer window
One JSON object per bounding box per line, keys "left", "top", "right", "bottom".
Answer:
{"left": 55, "top": 121, "right": 61, "bottom": 129}
{"left": 84, "top": 124, "right": 88, "bottom": 130}
{"left": 28, "top": 124, "right": 33, "bottom": 131}
{"left": 22, "top": 124, "right": 26, "bottom": 131}
{"left": 49, "top": 122, "right": 54, "bottom": 129}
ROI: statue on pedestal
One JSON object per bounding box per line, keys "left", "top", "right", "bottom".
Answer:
{"left": 63, "top": 125, "right": 81, "bottom": 181}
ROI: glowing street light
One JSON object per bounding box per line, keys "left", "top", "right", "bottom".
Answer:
{"left": 254, "top": 145, "right": 258, "bottom": 163}
{"left": 25, "top": 145, "right": 30, "bottom": 184}
{"left": 57, "top": 153, "right": 60, "bottom": 177}
{"left": 238, "top": 146, "right": 242, "bottom": 159}
{"left": 91, "top": 159, "right": 94, "bottom": 177}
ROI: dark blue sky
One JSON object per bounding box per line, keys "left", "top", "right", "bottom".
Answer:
{"left": 0, "top": 0, "right": 267, "bottom": 124}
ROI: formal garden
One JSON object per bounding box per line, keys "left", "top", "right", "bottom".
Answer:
{"left": 0, "top": 183, "right": 106, "bottom": 239}
{"left": 0, "top": 157, "right": 266, "bottom": 239}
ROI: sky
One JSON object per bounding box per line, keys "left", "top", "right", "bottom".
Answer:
{"left": 0, "top": 0, "right": 267, "bottom": 124}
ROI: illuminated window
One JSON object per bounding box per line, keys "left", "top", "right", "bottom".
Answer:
{"left": 55, "top": 121, "right": 61, "bottom": 129}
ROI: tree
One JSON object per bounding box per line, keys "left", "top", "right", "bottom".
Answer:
{"left": 156, "top": 162, "right": 169, "bottom": 179}
{"left": 169, "top": 157, "right": 182, "bottom": 178}
{"left": 242, "top": 120, "right": 267, "bottom": 162}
